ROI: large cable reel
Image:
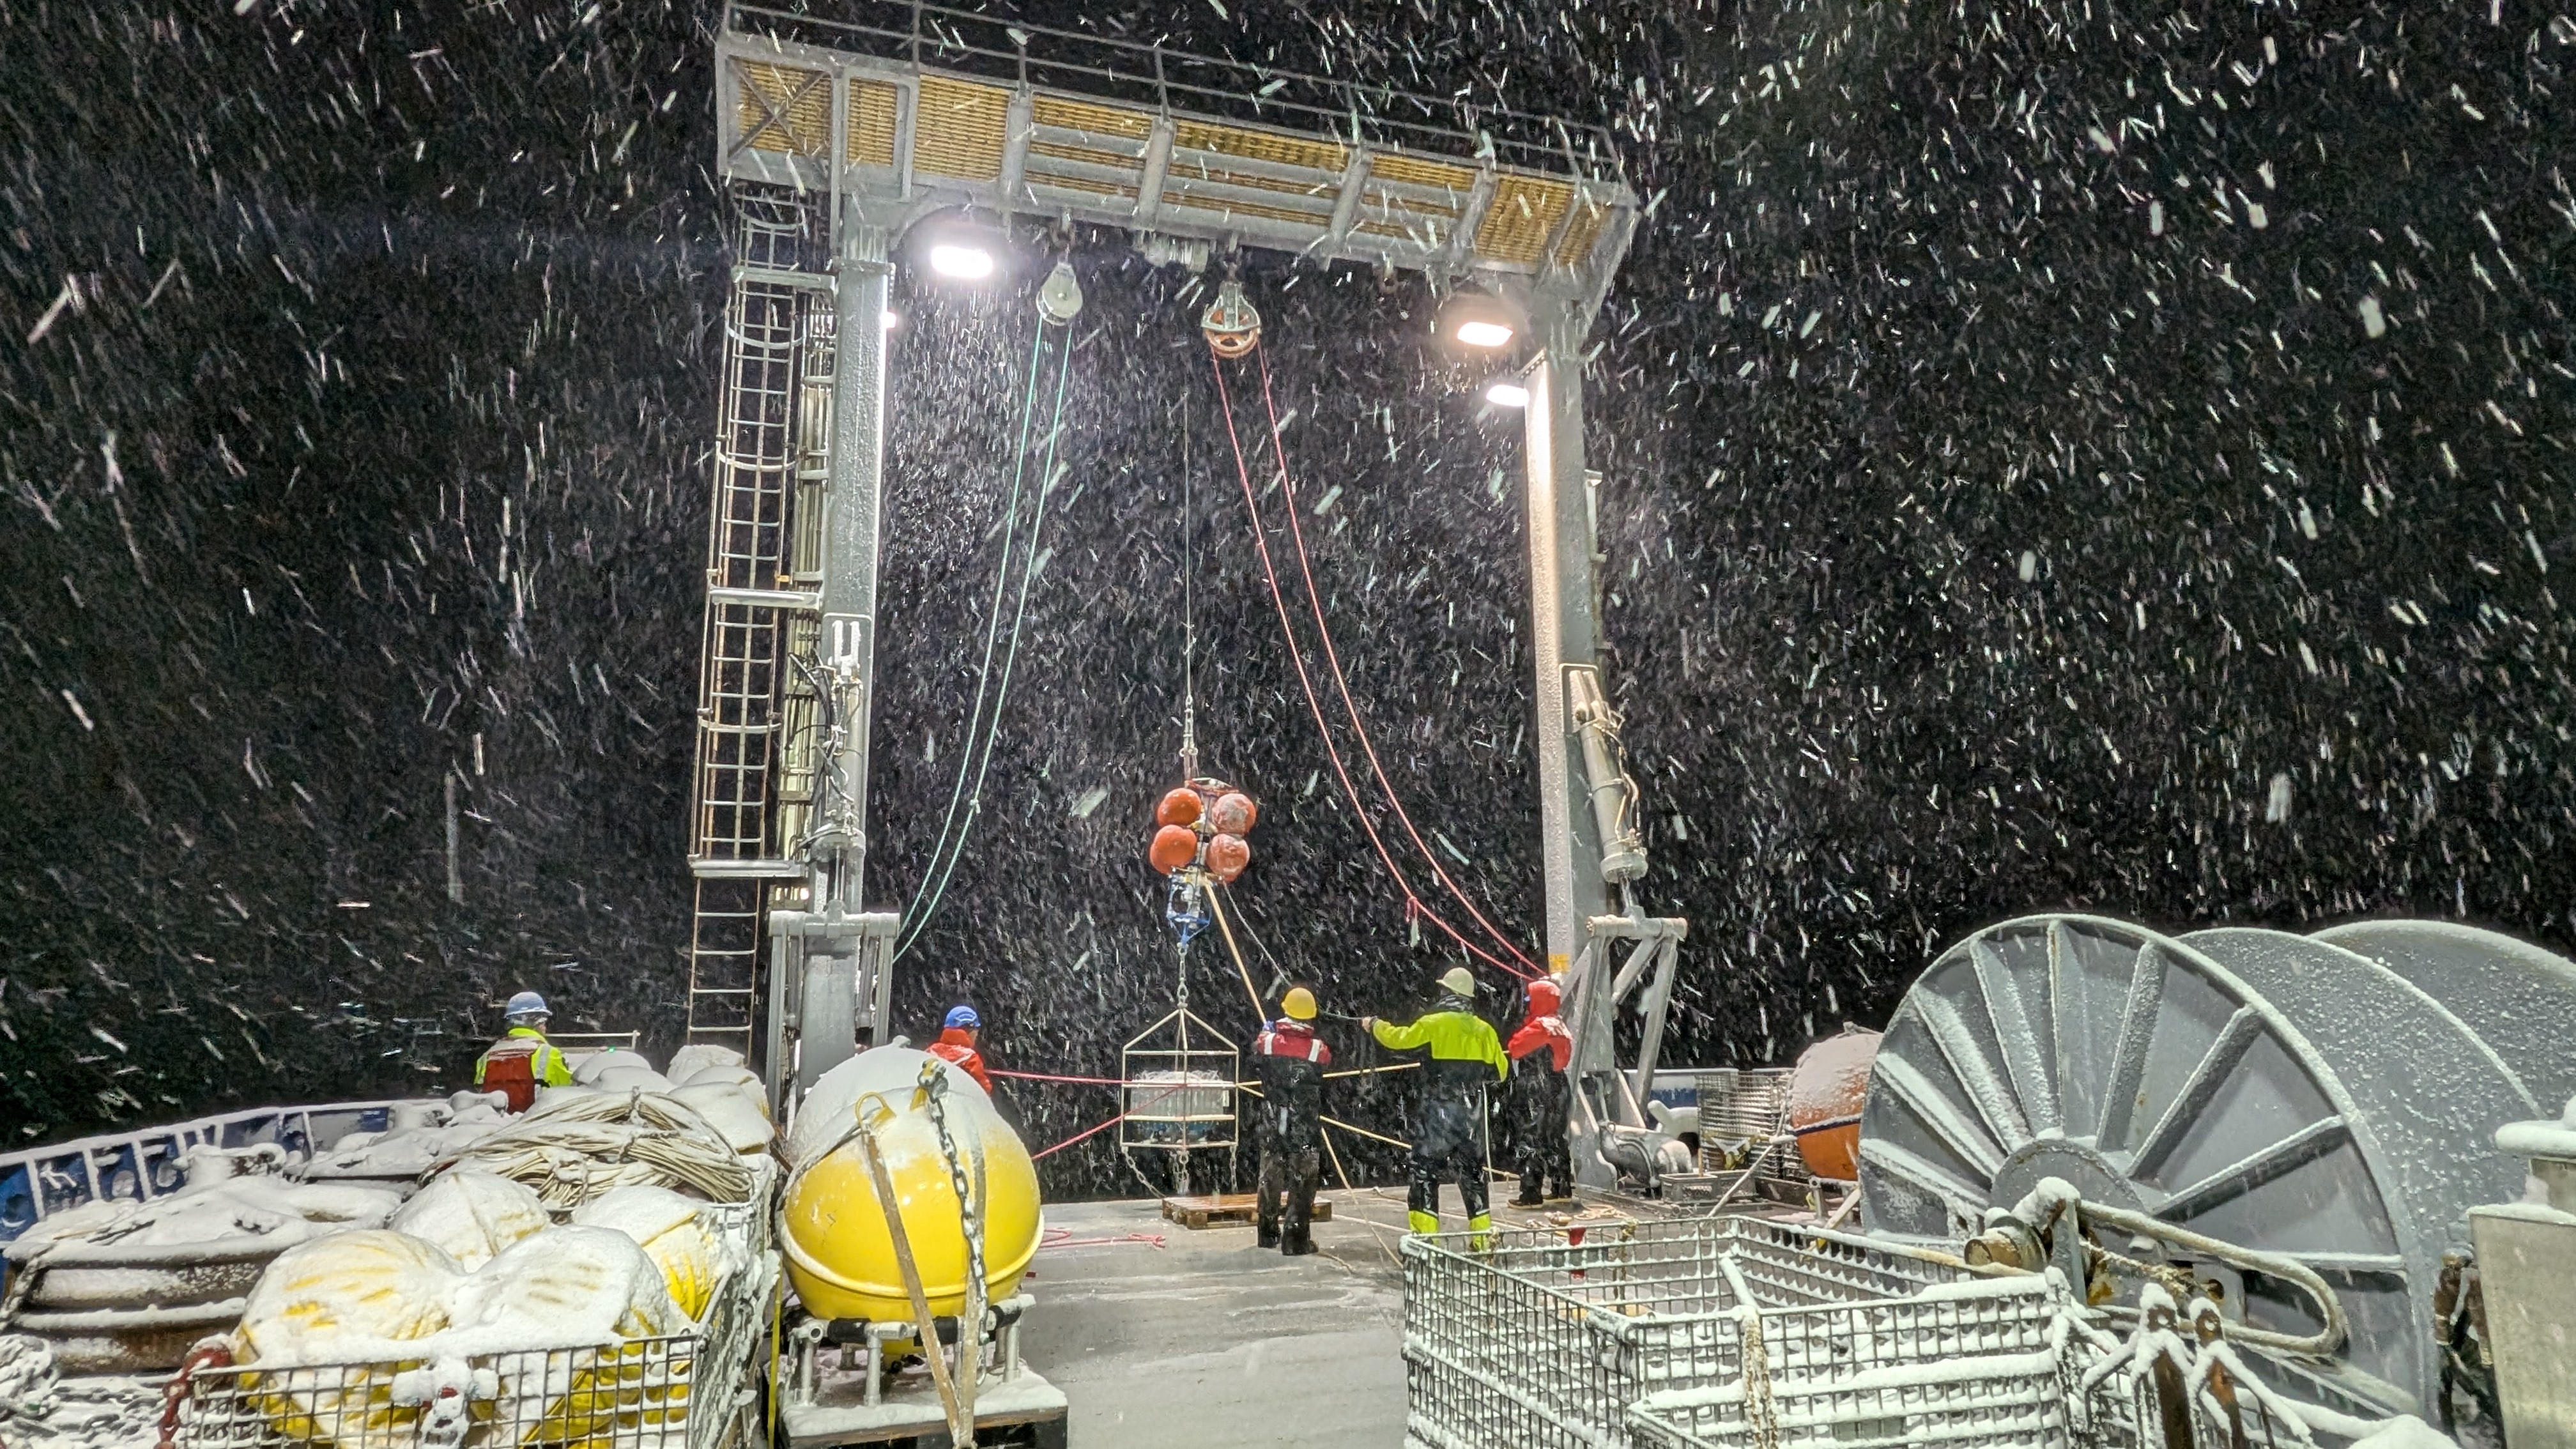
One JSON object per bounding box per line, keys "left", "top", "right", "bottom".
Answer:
{"left": 1856, "top": 913, "right": 2576, "bottom": 1421}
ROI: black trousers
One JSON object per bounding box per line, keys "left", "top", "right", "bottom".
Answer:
{"left": 1406, "top": 1092, "right": 1489, "bottom": 1221}
{"left": 1256, "top": 1142, "right": 1320, "bottom": 1247}
{"left": 1510, "top": 1068, "right": 1573, "bottom": 1200}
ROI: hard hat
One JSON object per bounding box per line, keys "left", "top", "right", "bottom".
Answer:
{"left": 1524, "top": 977, "right": 1561, "bottom": 1015}
{"left": 1282, "top": 986, "right": 1317, "bottom": 1021}
{"left": 504, "top": 990, "right": 549, "bottom": 1022}
{"left": 1438, "top": 967, "right": 1476, "bottom": 999}
{"left": 944, "top": 1004, "right": 981, "bottom": 1031}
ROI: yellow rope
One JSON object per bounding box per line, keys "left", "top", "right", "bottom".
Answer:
{"left": 1206, "top": 885, "right": 1270, "bottom": 1025}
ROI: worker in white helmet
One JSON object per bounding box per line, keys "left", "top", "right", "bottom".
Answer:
{"left": 473, "top": 990, "right": 573, "bottom": 1112}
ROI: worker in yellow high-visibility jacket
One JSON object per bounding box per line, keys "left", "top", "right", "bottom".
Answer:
{"left": 473, "top": 990, "right": 574, "bottom": 1112}
{"left": 1364, "top": 967, "right": 1509, "bottom": 1245}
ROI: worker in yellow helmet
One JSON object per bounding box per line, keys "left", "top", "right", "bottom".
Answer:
{"left": 473, "top": 991, "right": 574, "bottom": 1112}
{"left": 1251, "top": 985, "right": 1332, "bottom": 1256}
{"left": 1363, "top": 967, "right": 1508, "bottom": 1245}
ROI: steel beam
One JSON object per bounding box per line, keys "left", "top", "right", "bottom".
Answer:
{"left": 1519, "top": 306, "right": 1607, "bottom": 981}
{"left": 816, "top": 217, "right": 892, "bottom": 916}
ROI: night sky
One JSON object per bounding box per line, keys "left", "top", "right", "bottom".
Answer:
{"left": 3, "top": 0, "right": 2569, "bottom": 1193}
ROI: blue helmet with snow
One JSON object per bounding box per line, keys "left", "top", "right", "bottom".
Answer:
{"left": 504, "top": 990, "right": 550, "bottom": 1025}
{"left": 944, "top": 1004, "right": 981, "bottom": 1032}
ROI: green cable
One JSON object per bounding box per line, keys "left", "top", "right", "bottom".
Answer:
{"left": 893, "top": 318, "right": 1052, "bottom": 935}
{"left": 894, "top": 322, "right": 1077, "bottom": 963}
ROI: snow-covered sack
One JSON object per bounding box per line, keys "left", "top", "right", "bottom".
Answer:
{"left": 383, "top": 1171, "right": 551, "bottom": 1270}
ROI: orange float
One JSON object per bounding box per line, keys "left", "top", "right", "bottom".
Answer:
{"left": 1204, "top": 833, "right": 1250, "bottom": 883}
{"left": 1207, "top": 792, "right": 1257, "bottom": 836}
{"left": 1149, "top": 824, "right": 1201, "bottom": 874}
{"left": 1155, "top": 787, "right": 1203, "bottom": 829}
{"left": 1786, "top": 1027, "right": 1881, "bottom": 1182}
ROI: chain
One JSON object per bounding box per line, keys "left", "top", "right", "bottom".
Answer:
{"left": 918, "top": 1062, "right": 988, "bottom": 1335}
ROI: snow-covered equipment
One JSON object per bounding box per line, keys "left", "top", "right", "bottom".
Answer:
{"left": 1786, "top": 1026, "right": 1879, "bottom": 1184}
{"left": 440, "top": 1089, "right": 754, "bottom": 1211}
{"left": 572, "top": 1187, "right": 735, "bottom": 1322}
{"left": 300, "top": 1094, "right": 512, "bottom": 1187}
{"left": 178, "top": 1158, "right": 776, "bottom": 1449}
{"left": 1857, "top": 913, "right": 2576, "bottom": 1423}
{"left": 771, "top": 1049, "right": 1062, "bottom": 1448}
{"left": 383, "top": 1172, "right": 550, "bottom": 1273}
{"left": 215, "top": 1227, "right": 698, "bottom": 1449}
{"left": 777, "top": 1048, "right": 1040, "bottom": 1324}
{"left": 1402, "top": 1215, "right": 2076, "bottom": 1449}
{"left": 2471, "top": 1096, "right": 2576, "bottom": 1446}
{"left": 1, "top": 1155, "right": 402, "bottom": 1374}
{"left": 1, "top": 1103, "right": 425, "bottom": 1252}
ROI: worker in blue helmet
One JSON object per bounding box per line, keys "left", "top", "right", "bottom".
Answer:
{"left": 473, "top": 990, "right": 573, "bottom": 1112}
{"left": 926, "top": 1004, "right": 993, "bottom": 1092}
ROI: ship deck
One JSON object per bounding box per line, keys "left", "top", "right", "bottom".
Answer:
{"left": 1016, "top": 1186, "right": 1750, "bottom": 1448}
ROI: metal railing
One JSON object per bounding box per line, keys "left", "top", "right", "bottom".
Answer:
{"left": 723, "top": 0, "right": 1623, "bottom": 181}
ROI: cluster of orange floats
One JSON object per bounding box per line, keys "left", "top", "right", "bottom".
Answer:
{"left": 1147, "top": 779, "right": 1259, "bottom": 884}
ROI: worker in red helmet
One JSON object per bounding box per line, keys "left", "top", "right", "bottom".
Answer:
{"left": 927, "top": 1004, "right": 993, "bottom": 1092}
{"left": 1505, "top": 976, "right": 1575, "bottom": 1207}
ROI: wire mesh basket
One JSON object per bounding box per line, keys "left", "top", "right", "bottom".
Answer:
{"left": 176, "top": 1247, "right": 768, "bottom": 1449}
{"left": 176, "top": 1337, "right": 707, "bottom": 1449}
{"left": 1619, "top": 1285, "right": 2076, "bottom": 1449}
{"left": 1400, "top": 1215, "right": 2068, "bottom": 1449}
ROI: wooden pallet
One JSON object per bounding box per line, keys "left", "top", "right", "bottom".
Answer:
{"left": 1158, "top": 1193, "right": 1336, "bottom": 1229}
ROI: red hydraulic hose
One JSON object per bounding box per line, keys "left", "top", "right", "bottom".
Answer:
{"left": 1209, "top": 349, "right": 1533, "bottom": 982}
{"left": 1249, "top": 348, "right": 1542, "bottom": 977}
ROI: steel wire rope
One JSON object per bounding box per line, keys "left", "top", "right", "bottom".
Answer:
{"left": 1208, "top": 349, "right": 1531, "bottom": 981}
{"left": 894, "top": 319, "right": 1054, "bottom": 940}
{"left": 1248, "top": 348, "right": 1540, "bottom": 976}
{"left": 895, "top": 324, "right": 1080, "bottom": 963}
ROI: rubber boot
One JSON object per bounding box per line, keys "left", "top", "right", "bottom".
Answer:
{"left": 1467, "top": 1213, "right": 1494, "bottom": 1253}
{"left": 1282, "top": 1229, "right": 1317, "bottom": 1257}
{"left": 1407, "top": 1209, "right": 1440, "bottom": 1234}
{"left": 1257, "top": 1223, "right": 1280, "bottom": 1249}
{"left": 1513, "top": 1187, "right": 1543, "bottom": 1209}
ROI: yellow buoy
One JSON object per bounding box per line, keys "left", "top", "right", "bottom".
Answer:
{"left": 778, "top": 1048, "right": 1043, "bottom": 1322}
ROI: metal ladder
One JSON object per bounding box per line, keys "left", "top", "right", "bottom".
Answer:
{"left": 686, "top": 199, "right": 819, "bottom": 1050}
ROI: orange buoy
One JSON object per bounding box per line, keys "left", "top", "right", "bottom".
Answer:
{"left": 1204, "top": 833, "right": 1250, "bottom": 883}
{"left": 1149, "top": 824, "right": 1201, "bottom": 875}
{"left": 1786, "top": 1027, "right": 1881, "bottom": 1183}
{"left": 1207, "top": 792, "right": 1257, "bottom": 836}
{"left": 1155, "top": 787, "right": 1204, "bottom": 829}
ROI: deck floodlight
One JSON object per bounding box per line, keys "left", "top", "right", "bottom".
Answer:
{"left": 928, "top": 243, "right": 997, "bottom": 280}
{"left": 881, "top": 309, "right": 901, "bottom": 330}
{"left": 1483, "top": 378, "right": 1531, "bottom": 408}
{"left": 1441, "top": 291, "right": 1521, "bottom": 350}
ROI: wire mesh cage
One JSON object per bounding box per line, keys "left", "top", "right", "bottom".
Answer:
{"left": 1619, "top": 1287, "right": 2078, "bottom": 1449}
{"left": 1119, "top": 1008, "right": 1238, "bottom": 1152}
{"left": 176, "top": 1243, "right": 768, "bottom": 1449}
{"left": 177, "top": 1337, "right": 708, "bottom": 1449}
{"left": 1400, "top": 1215, "right": 2070, "bottom": 1449}
{"left": 1692, "top": 1070, "right": 1810, "bottom": 1197}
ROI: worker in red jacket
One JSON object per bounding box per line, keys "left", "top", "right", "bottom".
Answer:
{"left": 927, "top": 1004, "right": 993, "bottom": 1092}
{"left": 1252, "top": 986, "right": 1332, "bottom": 1255}
{"left": 1505, "top": 976, "right": 1575, "bottom": 1207}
